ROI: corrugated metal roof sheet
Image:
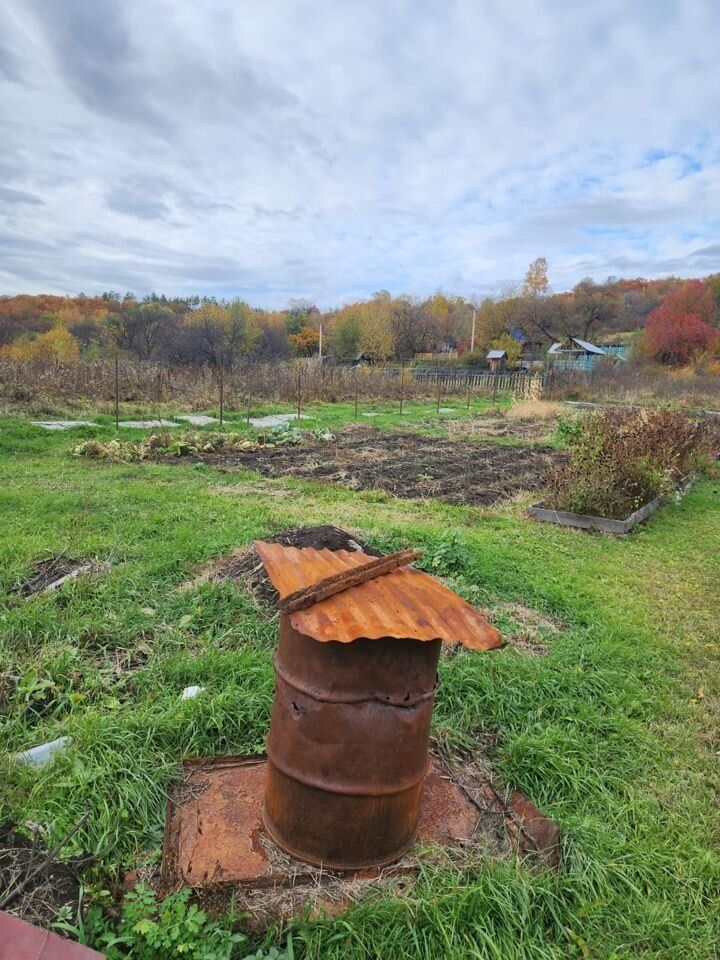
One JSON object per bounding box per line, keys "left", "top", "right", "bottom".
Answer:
{"left": 487, "top": 350, "right": 507, "bottom": 359}
{"left": 572, "top": 337, "right": 606, "bottom": 355}
{"left": 255, "top": 542, "right": 502, "bottom": 651}
{"left": 0, "top": 910, "right": 106, "bottom": 960}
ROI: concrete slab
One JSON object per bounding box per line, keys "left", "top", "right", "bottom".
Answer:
{"left": 117, "top": 419, "right": 181, "bottom": 428}
{"left": 31, "top": 421, "right": 95, "bottom": 431}
{"left": 175, "top": 415, "right": 218, "bottom": 426}
{"left": 248, "top": 413, "right": 311, "bottom": 428}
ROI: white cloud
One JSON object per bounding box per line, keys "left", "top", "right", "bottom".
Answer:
{"left": 0, "top": 0, "right": 718, "bottom": 306}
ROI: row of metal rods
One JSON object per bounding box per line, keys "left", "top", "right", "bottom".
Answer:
{"left": 110, "top": 363, "right": 502, "bottom": 432}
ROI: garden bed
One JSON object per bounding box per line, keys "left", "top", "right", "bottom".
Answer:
{"left": 528, "top": 474, "right": 696, "bottom": 533}
{"left": 187, "top": 428, "right": 566, "bottom": 507}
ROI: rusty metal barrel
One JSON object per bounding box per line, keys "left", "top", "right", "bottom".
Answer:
{"left": 263, "top": 615, "right": 442, "bottom": 869}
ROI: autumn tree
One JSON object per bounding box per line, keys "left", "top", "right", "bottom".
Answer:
{"left": 473, "top": 292, "right": 521, "bottom": 350}
{"left": 1, "top": 326, "right": 80, "bottom": 362}
{"left": 518, "top": 258, "right": 556, "bottom": 339}
{"left": 489, "top": 333, "right": 523, "bottom": 369}
{"left": 290, "top": 325, "right": 320, "bottom": 356}
{"left": 645, "top": 280, "right": 718, "bottom": 364}
{"left": 522, "top": 257, "right": 549, "bottom": 298}
{"left": 389, "top": 297, "right": 438, "bottom": 358}
{"left": 130, "top": 302, "right": 177, "bottom": 359}
{"left": 570, "top": 279, "right": 616, "bottom": 340}
{"left": 360, "top": 300, "right": 395, "bottom": 360}
{"left": 182, "top": 300, "right": 254, "bottom": 365}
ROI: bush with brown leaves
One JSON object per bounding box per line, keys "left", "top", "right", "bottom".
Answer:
{"left": 545, "top": 408, "right": 710, "bottom": 519}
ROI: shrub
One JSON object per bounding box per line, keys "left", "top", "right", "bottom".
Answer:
{"left": 554, "top": 415, "right": 584, "bottom": 446}
{"left": 458, "top": 349, "right": 486, "bottom": 366}
{"left": 545, "top": 408, "right": 710, "bottom": 518}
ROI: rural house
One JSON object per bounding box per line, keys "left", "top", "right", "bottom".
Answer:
{"left": 548, "top": 336, "right": 616, "bottom": 371}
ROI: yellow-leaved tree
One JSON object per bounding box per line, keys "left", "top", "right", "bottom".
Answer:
{"left": 1, "top": 326, "right": 80, "bottom": 362}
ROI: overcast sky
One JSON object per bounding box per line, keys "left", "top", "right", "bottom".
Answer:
{"left": 1, "top": 0, "right": 718, "bottom": 307}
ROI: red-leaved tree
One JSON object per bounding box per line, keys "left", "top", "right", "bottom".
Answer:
{"left": 645, "top": 280, "right": 718, "bottom": 364}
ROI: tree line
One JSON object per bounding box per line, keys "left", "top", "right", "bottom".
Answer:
{"left": 1, "top": 260, "right": 719, "bottom": 368}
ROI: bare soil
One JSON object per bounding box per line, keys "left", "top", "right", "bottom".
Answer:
{"left": 0, "top": 823, "right": 86, "bottom": 927}
{"left": 10, "top": 552, "right": 106, "bottom": 599}
{"left": 182, "top": 525, "right": 383, "bottom": 602}
{"left": 191, "top": 430, "right": 565, "bottom": 507}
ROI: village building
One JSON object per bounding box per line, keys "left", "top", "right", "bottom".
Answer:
{"left": 486, "top": 349, "right": 507, "bottom": 373}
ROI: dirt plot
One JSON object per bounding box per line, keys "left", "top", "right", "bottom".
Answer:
{"left": 0, "top": 823, "right": 86, "bottom": 927}
{"left": 182, "top": 525, "right": 382, "bottom": 600}
{"left": 9, "top": 552, "right": 100, "bottom": 599}
{"left": 193, "top": 430, "right": 566, "bottom": 506}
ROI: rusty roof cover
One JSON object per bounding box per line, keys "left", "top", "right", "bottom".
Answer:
{"left": 254, "top": 542, "right": 502, "bottom": 651}
{"left": 0, "top": 910, "right": 106, "bottom": 960}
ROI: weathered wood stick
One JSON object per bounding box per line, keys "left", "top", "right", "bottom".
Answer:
{"left": 279, "top": 548, "right": 422, "bottom": 614}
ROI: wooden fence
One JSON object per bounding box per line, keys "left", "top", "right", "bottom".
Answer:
{"left": 410, "top": 368, "right": 548, "bottom": 392}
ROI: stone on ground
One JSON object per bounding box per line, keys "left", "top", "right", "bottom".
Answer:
{"left": 248, "top": 413, "right": 311, "bottom": 428}
{"left": 175, "top": 414, "right": 218, "bottom": 426}
{"left": 117, "top": 419, "right": 181, "bottom": 428}
{"left": 31, "top": 420, "right": 95, "bottom": 430}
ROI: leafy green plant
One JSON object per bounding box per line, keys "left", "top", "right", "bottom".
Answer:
{"left": 311, "top": 427, "right": 336, "bottom": 442}
{"left": 265, "top": 423, "right": 303, "bottom": 445}
{"left": 81, "top": 885, "right": 246, "bottom": 959}
{"left": 554, "top": 415, "right": 584, "bottom": 447}
{"left": 242, "top": 935, "right": 294, "bottom": 960}
{"left": 419, "top": 530, "right": 468, "bottom": 577}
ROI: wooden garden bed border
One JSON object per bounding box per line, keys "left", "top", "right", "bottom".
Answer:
{"left": 527, "top": 475, "right": 696, "bottom": 534}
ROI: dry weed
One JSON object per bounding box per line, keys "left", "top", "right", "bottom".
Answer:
{"left": 506, "top": 400, "right": 565, "bottom": 421}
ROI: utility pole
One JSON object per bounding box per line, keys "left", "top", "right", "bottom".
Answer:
{"left": 470, "top": 306, "right": 477, "bottom": 353}
{"left": 318, "top": 321, "right": 323, "bottom": 362}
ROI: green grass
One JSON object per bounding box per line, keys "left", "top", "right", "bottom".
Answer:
{"left": 0, "top": 414, "right": 718, "bottom": 959}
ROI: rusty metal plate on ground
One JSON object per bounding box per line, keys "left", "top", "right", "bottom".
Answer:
{"left": 162, "top": 757, "right": 272, "bottom": 887}
{"left": 160, "top": 755, "right": 479, "bottom": 891}
{"left": 254, "top": 542, "right": 502, "bottom": 651}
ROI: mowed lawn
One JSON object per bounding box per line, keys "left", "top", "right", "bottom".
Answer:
{"left": 0, "top": 413, "right": 718, "bottom": 959}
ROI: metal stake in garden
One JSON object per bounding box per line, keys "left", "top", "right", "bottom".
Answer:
{"left": 399, "top": 367, "right": 405, "bottom": 416}
{"left": 114, "top": 355, "right": 119, "bottom": 430}
{"left": 219, "top": 362, "right": 224, "bottom": 428}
